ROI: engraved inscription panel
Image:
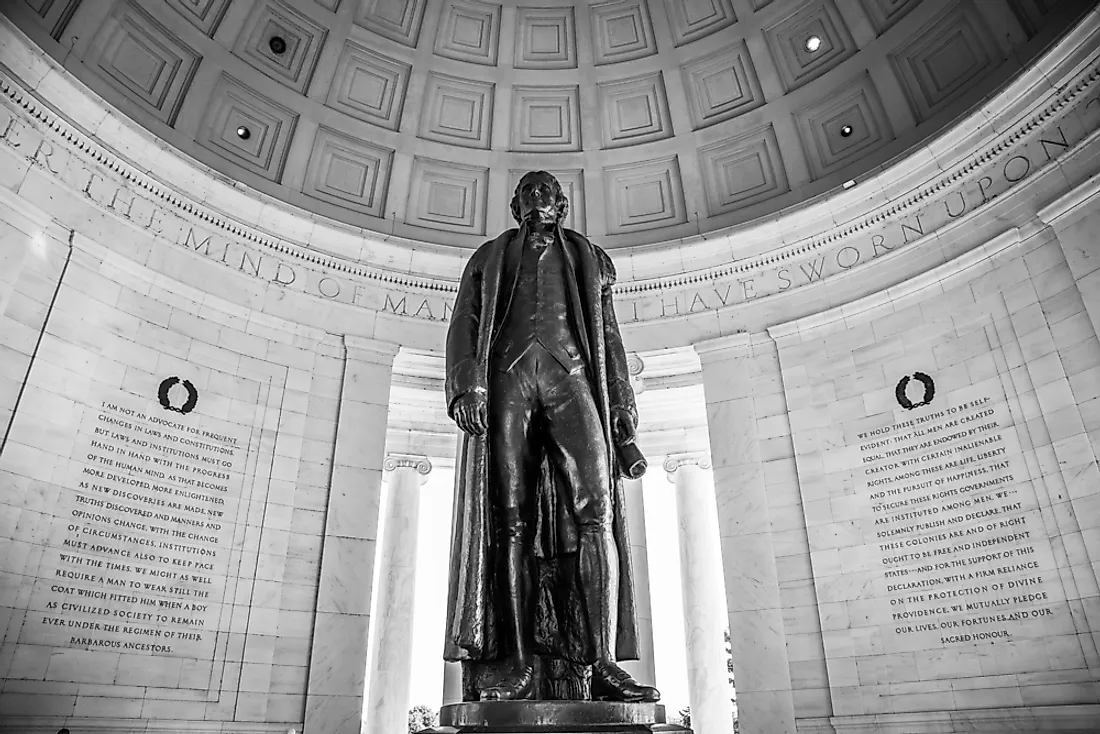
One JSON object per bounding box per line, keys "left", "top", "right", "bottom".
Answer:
{"left": 783, "top": 312, "right": 1089, "bottom": 704}
{"left": 20, "top": 389, "right": 251, "bottom": 666}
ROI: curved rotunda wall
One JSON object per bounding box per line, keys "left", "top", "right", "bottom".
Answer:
{"left": 2, "top": 4, "right": 1100, "bottom": 734}
{"left": 1, "top": 0, "right": 1082, "bottom": 249}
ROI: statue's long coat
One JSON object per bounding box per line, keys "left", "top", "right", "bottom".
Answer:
{"left": 443, "top": 224, "right": 640, "bottom": 665}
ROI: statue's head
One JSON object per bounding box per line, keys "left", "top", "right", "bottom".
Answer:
{"left": 511, "top": 171, "right": 569, "bottom": 226}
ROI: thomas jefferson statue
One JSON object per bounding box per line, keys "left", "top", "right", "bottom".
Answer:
{"left": 444, "top": 171, "right": 659, "bottom": 703}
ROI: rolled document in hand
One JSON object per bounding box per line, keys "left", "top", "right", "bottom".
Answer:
{"left": 616, "top": 440, "right": 647, "bottom": 479}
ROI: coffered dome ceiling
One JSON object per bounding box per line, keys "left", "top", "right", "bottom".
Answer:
{"left": 5, "top": 0, "right": 1079, "bottom": 249}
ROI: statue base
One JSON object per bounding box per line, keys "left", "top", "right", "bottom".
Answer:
{"left": 428, "top": 701, "right": 692, "bottom": 733}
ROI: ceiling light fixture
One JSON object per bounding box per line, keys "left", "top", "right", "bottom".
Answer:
{"left": 805, "top": 35, "right": 822, "bottom": 52}
{"left": 840, "top": 124, "right": 854, "bottom": 137}
{"left": 269, "top": 36, "right": 287, "bottom": 55}
{"left": 236, "top": 125, "right": 251, "bottom": 140}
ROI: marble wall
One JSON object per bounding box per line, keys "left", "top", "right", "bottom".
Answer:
{"left": 0, "top": 203, "right": 352, "bottom": 727}
{"left": 693, "top": 208, "right": 1100, "bottom": 733}
{"left": 781, "top": 224, "right": 1100, "bottom": 728}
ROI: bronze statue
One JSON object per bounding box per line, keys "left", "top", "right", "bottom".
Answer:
{"left": 444, "top": 171, "right": 659, "bottom": 703}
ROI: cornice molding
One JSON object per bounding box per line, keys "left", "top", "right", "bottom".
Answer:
{"left": 767, "top": 227, "right": 1022, "bottom": 343}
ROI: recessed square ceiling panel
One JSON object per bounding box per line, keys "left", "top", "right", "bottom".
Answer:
{"left": 764, "top": 0, "right": 857, "bottom": 93}
{"left": 166, "top": 0, "right": 231, "bottom": 37}
{"left": 681, "top": 41, "right": 765, "bottom": 130}
{"left": 407, "top": 157, "right": 488, "bottom": 235}
{"left": 699, "top": 124, "right": 790, "bottom": 216}
{"left": 603, "top": 156, "right": 687, "bottom": 234}
{"left": 590, "top": 0, "right": 658, "bottom": 66}
{"left": 303, "top": 127, "right": 393, "bottom": 217}
{"left": 793, "top": 71, "right": 894, "bottom": 180}
{"left": 232, "top": 0, "right": 328, "bottom": 94}
{"left": 859, "top": 0, "right": 920, "bottom": 35}
{"left": 326, "top": 41, "right": 410, "bottom": 130}
{"left": 88, "top": 0, "right": 201, "bottom": 126}
{"left": 434, "top": 0, "right": 502, "bottom": 66}
{"left": 198, "top": 73, "right": 299, "bottom": 182}
{"left": 598, "top": 71, "right": 673, "bottom": 148}
{"left": 515, "top": 6, "right": 577, "bottom": 69}
{"left": 664, "top": 0, "right": 736, "bottom": 47}
{"left": 354, "top": 0, "right": 427, "bottom": 47}
{"left": 510, "top": 85, "right": 581, "bottom": 152}
{"left": 417, "top": 72, "right": 495, "bottom": 149}
{"left": 889, "top": 0, "right": 1003, "bottom": 123}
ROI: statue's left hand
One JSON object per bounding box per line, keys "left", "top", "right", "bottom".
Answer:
{"left": 611, "top": 407, "right": 636, "bottom": 446}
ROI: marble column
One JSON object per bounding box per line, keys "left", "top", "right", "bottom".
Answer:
{"left": 694, "top": 334, "right": 795, "bottom": 734}
{"left": 442, "top": 661, "right": 463, "bottom": 705}
{"left": 305, "top": 336, "right": 399, "bottom": 734}
{"left": 620, "top": 352, "right": 656, "bottom": 685}
{"left": 665, "top": 453, "right": 733, "bottom": 734}
{"left": 620, "top": 476, "right": 657, "bottom": 687}
{"left": 365, "top": 454, "right": 432, "bottom": 734}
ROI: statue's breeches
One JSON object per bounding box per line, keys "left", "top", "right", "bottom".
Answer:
{"left": 489, "top": 345, "right": 612, "bottom": 532}
{"left": 489, "top": 344, "right": 618, "bottom": 662}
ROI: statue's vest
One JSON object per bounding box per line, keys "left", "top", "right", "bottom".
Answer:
{"left": 493, "top": 235, "right": 583, "bottom": 373}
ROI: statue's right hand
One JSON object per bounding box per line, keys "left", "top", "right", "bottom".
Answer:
{"left": 453, "top": 393, "right": 488, "bottom": 436}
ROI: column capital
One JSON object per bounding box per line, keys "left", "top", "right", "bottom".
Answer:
{"left": 384, "top": 453, "right": 433, "bottom": 482}
{"left": 344, "top": 335, "right": 401, "bottom": 364}
{"left": 627, "top": 352, "right": 646, "bottom": 394}
{"left": 692, "top": 332, "right": 751, "bottom": 361}
{"left": 663, "top": 452, "right": 711, "bottom": 482}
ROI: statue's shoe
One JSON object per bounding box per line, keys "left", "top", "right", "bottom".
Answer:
{"left": 480, "top": 664, "right": 535, "bottom": 701}
{"left": 591, "top": 660, "right": 661, "bottom": 702}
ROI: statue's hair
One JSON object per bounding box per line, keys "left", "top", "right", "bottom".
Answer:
{"left": 510, "top": 171, "right": 569, "bottom": 225}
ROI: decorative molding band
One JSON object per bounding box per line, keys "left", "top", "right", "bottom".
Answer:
{"left": 664, "top": 452, "right": 712, "bottom": 481}
{"left": 383, "top": 453, "right": 433, "bottom": 476}
{"left": 1036, "top": 166, "right": 1100, "bottom": 225}
{"left": 766, "top": 227, "right": 1021, "bottom": 342}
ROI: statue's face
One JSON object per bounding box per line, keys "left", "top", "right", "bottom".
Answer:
{"left": 513, "top": 172, "right": 565, "bottom": 225}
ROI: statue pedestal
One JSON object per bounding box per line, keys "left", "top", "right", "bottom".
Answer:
{"left": 429, "top": 701, "right": 692, "bottom": 733}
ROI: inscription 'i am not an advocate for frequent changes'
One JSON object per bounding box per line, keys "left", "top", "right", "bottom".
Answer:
{"left": 22, "top": 390, "right": 247, "bottom": 660}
